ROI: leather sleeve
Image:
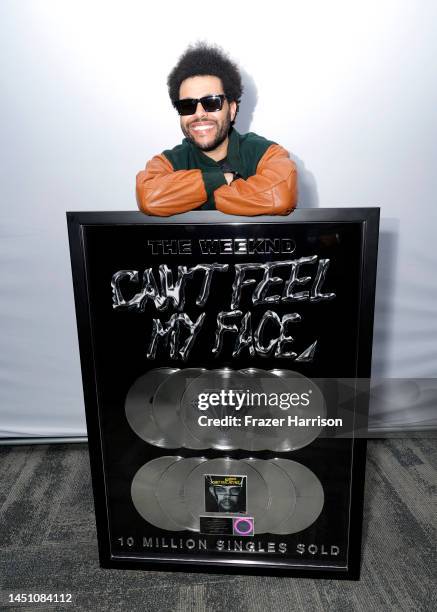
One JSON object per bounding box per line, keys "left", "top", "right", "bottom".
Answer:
{"left": 136, "top": 154, "right": 207, "bottom": 216}
{"left": 214, "top": 144, "right": 298, "bottom": 216}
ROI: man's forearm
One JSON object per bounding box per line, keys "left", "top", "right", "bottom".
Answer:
{"left": 136, "top": 154, "right": 207, "bottom": 216}
{"left": 214, "top": 144, "right": 298, "bottom": 216}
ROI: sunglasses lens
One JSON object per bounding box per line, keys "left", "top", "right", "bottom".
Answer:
{"left": 201, "top": 96, "right": 224, "bottom": 112}
{"left": 175, "top": 99, "right": 197, "bottom": 116}
{"left": 175, "top": 95, "right": 225, "bottom": 115}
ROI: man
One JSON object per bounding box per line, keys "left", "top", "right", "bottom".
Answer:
{"left": 136, "top": 43, "right": 297, "bottom": 216}
{"left": 207, "top": 483, "right": 245, "bottom": 513}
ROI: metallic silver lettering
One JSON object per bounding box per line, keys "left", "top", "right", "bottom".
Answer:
{"left": 252, "top": 261, "right": 294, "bottom": 305}
{"left": 231, "top": 263, "right": 261, "bottom": 309}
{"left": 310, "top": 259, "right": 336, "bottom": 302}
{"left": 275, "top": 312, "right": 302, "bottom": 358}
{"left": 111, "top": 270, "right": 139, "bottom": 309}
{"left": 254, "top": 310, "right": 281, "bottom": 356}
{"left": 178, "top": 312, "right": 206, "bottom": 361}
{"left": 295, "top": 340, "right": 318, "bottom": 362}
{"left": 220, "top": 239, "right": 233, "bottom": 254}
{"left": 146, "top": 313, "right": 205, "bottom": 360}
{"left": 147, "top": 318, "right": 172, "bottom": 359}
{"left": 283, "top": 255, "right": 318, "bottom": 301}
{"left": 233, "top": 311, "right": 255, "bottom": 358}
{"left": 192, "top": 263, "right": 229, "bottom": 307}
{"left": 158, "top": 264, "right": 194, "bottom": 311}
{"left": 212, "top": 310, "right": 242, "bottom": 355}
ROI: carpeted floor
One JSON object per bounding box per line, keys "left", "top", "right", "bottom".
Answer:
{"left": 0, "top": 439, "right": 435, "bottom": 612}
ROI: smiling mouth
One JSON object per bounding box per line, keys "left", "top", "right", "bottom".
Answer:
{"left": 191, "top": 123, "right": 215, "bottom": 133}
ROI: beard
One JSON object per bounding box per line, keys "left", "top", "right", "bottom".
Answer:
{"left": 182, "top": 109, "right": 232, "bottom": 152}
{"left": 218, "top": 497, "right": 238, "bottom": 511}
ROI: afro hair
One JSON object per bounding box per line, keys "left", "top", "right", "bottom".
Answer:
{"left": 167, "top": 42, "right": 243, "bottom": 114}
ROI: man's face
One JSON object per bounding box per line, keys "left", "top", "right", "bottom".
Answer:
{"left": 212, "top": 485, "right": 241, "bottom": 512}
{"left": 178, "top": 75, "right": 237, "bottom": 153}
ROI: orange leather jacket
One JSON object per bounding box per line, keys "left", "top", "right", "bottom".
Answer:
{"left": 136, "top": 131, "right": 297, "bottom": 217}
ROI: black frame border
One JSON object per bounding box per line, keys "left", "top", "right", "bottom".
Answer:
{"left": 67, "top": 208, "right": 380, "bottom": 579}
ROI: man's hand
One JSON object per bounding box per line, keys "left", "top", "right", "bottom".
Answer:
{"left": 224, "top": 172, "right": 234, "bottom": 185}
{"left": 215, "top": 144, "right": 298, "bottom": 216}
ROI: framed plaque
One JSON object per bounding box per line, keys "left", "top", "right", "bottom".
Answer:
{"left": 67, "top": 208, "right": 379, "bottom": 579}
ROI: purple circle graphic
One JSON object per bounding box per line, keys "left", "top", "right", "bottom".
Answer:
{"left": 233, "top": 518, "right": 254, "bottom": 535}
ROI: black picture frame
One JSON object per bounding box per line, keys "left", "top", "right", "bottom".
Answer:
{"left": 67, "top": 208, "right": 379, "bottom": 579}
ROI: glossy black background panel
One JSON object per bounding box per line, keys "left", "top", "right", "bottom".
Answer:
{"left": 67, "top": 210, "right": 379, "bottom": 578}
{"left": 83, "top": 223, "right": 357, "bottom": 564}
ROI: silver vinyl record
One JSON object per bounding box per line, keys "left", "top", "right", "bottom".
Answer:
{"left": 180, "top": 369, "right": 251, "bottom": 450}
{"left": 156, "top": 457, "right": 208, "bottom": 531}
{"left": 270, "top": 458, "right": 324, "bottom": 534}
{"left": 269, "top": 369, "right": 327, "bottom": 451}
{"left": 152, "top": 368, "right": 206, "bottom": 448}
{"left": 183, "top": 458, "right": 271, "bottom": 532}
{"left": 131, "top": 456, "right": 183, "bottom": 530}
{"left": 238, "top": 368, "right": 290, "bottom": 451}
{"left": 242, "top": 458, "right": 297, "bottom": 533}
{"left": 125, "top": 368, "right": 179, "bottom": 444}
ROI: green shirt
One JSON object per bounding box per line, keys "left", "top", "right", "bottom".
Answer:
{"left": 162, "top": 129, "right": 275, "bottom": 210}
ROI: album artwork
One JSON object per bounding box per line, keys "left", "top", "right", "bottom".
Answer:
{"left": 68, "top": 209, "right": 379, "bottom": 579}
{"left": 205, "top": 475, "right": 247, "bottom": 513}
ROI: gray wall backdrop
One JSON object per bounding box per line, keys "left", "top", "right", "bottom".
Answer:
{"left": 1, "top": 1, "right": 436, "bottom": 438}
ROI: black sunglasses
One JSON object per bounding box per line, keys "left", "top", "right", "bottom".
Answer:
{"left": 174, "top": 94, "right": 227, "bottom": 116}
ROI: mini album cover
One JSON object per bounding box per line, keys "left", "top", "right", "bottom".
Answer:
{"left": 204, "top": 475, "right": 247, "bottom": 513}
